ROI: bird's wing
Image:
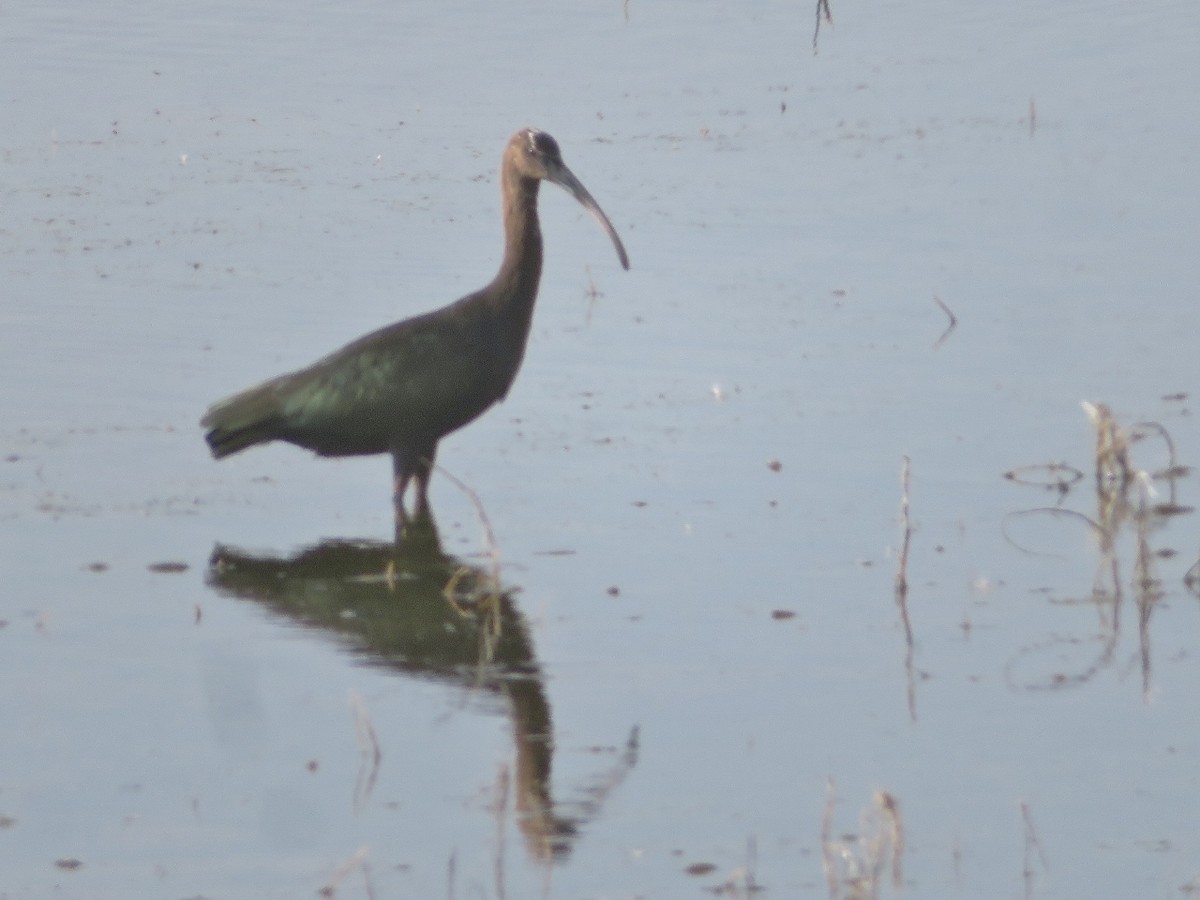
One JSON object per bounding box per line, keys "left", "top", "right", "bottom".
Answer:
{"left": 275, "top": 312, "right": 499, "bottom": 450}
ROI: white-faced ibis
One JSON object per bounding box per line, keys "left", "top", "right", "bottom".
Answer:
{"left": 201, "top": 128, "right": 629, "bottom": 519}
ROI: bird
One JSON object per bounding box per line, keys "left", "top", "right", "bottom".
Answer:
{"left": 201, "top": 128, "right": 629, "bottom": 520}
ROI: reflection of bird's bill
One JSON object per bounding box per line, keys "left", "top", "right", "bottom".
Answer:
{"left": 551, "top": 165, "right": 630, "bottom": 271}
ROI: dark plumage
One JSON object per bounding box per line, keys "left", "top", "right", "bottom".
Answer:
{"left": 201, "top": 129, "right": 628, "bottom": 518}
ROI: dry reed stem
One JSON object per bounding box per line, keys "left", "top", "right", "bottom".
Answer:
{"left": 583, "top": 264, "right": 601, "bottom": 327}
{"left": 821, "top": 778, "right": 838, "bottom": 899}
{"left": 1133, "top": 485, "right": 1164, "bottom": 699}
{"left": 1020, "top": 801, "right": 1048, "bottom": 900}
{"left": 712, "top": 835, "right": 763, "bottom": 897}
{"left": 876, "top": 791, "right": 904, "bottom": 890}
{"left": 893, "top": 457, "right": 917, "bottom": 720}
{"left": 821, "top": 780, "right": 905, "bottom": 899}
{"left": 1082, "top": 401, "right": 1132, "bottom": 490}
{"left": 434, "top": 465, "right": 510, "bottom": 671}
{"left": 813, "top": 0, "right": 833, "bottom": 53}
{"left": 435, "top": 464, "right": 503, "bottom": 595}
{"left": 1004, "top": 403, "right": 1188, "bottom": 692}
{"left": 318, "top": 846, "right": 370, "bottom": 898}
{"left": 349, "top": 690, "right": 382, "bottom": 812}
{"left": 894, "top": 457, "right": 914, "bottom": 646}
{"left": 491, "top": 764, "right": 510, "bottom": 900}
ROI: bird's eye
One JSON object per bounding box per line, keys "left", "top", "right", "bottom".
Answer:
{"left": 527, "top": 130, "right": 560, "bottom": 159}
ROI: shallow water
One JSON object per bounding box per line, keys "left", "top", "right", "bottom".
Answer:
{"left": 3, "top": 0, "right": 1200, "bottom": 897}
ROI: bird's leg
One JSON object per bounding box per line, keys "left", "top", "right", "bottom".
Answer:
{"left": 412, "top": 446, "right": 437, "bottom": 515}
{"left": 392, "top": 443, "right": 437, "bottom": 524}
{"left": 392, "top": 452, "right": 414, "bottom": 524}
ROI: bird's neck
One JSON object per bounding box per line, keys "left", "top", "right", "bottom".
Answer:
{"left": 488, "top": 175, "right": 544, "bottom": 313}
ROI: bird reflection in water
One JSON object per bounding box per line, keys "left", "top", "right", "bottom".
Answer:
{"left": 206, "top": 510, "right": 638, "bottom": 862}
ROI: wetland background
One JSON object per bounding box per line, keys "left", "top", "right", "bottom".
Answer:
{"left": 3, "top": 0, "right": 1200, "bottom": 897}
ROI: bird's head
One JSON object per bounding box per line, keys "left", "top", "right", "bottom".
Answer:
{"left": 505, "top": 128, "right": 630, "bottom": 271}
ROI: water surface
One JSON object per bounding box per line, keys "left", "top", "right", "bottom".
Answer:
{"left": 2, "top": 1, "right": 1199, "bottom": 897}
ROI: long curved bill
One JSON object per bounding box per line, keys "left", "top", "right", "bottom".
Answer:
{"left": 547, "top": 163, "right": 630, "bottom": 271}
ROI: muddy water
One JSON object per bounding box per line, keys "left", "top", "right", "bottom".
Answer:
{"left": 3, "top": 0, "right": 1200, "bottom": 897}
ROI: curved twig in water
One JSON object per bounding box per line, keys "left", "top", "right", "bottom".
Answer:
{"left": 1003, "top": 634, "right": 1116, "bottom": 692}
{"left": 1184, "top": 556, "right": 1200, "bottom": 597}
{"left": 932, "top": 296, "right": 958, "bottom": 349}
{"left": 1001, "top": 506, "right": 1107, "bottom": 558}
{"left": 1003, "top": 462, "right": 1084, "bottom": 501}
